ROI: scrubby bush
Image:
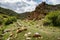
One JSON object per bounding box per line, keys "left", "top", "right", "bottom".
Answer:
{"left": 4, "top": 17, "right": 17, "bottom": 25}
{"left": 0, "top": 20, "right": 3, "bottom": 25}
{"left": 43, "top": 18, "right": 52, "bottom": 26}
{"left": 43, "top": 11, "right": 60, "bottom": 26}
{"left": 0, "top": 16, "right": 4, "bottom": 25}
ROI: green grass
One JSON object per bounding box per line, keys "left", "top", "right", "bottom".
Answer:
{"left": 0, "top": 20, "right": 60, "bottom": 40}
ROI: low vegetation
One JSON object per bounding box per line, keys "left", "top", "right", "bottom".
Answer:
{"left": 0, "top": 13, "right": 17, "bottom": 25}
{"left": 43, "top": 11, "right": 60, "bottom": 26}
{"left": 0, "top": 20, "right": 60, "bottom": 40}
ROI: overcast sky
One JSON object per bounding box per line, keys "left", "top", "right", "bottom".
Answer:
{"left": 0, "top": 0, "right": 60, "bottom": 13}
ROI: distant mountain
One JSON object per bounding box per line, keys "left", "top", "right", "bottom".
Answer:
{"left": 20, "top": 2, "right": 60, "bottom": 20}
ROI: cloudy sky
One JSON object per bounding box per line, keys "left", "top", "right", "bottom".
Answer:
{"left": 0, "top": 0, "right": 60, "bottom": 13}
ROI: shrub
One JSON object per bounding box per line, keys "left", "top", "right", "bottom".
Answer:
{"left": 0, "top": 16, "right": 4, "bottom": 25}
{"left": 43, "top": 11, "right": 60, "bottom": 26}
{"left": 43, "top": 18, "right": 52, "bottom": 26}
{"left": 4, "top": 17, "right": 17, "bottom": 25}
{"left": 0, "top": 20, "right": 3, "bottom": 25}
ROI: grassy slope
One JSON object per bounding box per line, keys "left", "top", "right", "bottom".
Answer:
{"left": 0, "top": 19, "right": 60, "bottom": 40}
{"left": 0, "top": 3, "right": 60, "bottom": 40}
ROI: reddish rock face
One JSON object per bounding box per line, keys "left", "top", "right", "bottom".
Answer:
{"left": 26, "top": 13, "right": 38, "bottom": 20}
{"left": 26, "top": 2, "right": 47, "bottom": 20}
{"left": 24, "top": 2, "right": 60, "bottom": 20}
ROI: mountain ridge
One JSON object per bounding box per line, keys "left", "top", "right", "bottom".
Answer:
{"left": 0, "top": 2, "right": 60, "bottom": 20}
{"left": 20, "top": 2, "right": 60, "bottom": 20}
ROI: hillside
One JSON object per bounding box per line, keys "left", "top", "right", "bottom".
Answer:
{"left": 20, "top": 2, "right": 60, "bottom": 20}
{"left": 0, "top": 2, "right": 60, "bottom": 25}
{"left": 0, "top": 7, "right": 17, "bottom": 16}
{"left": 0, "top": 7, "right": 21, "bottom": 19}
{"left": 0, "top": 7, "right": 18, "bottom": 25}
{"left": 0, "top": 2, "right": 60, "bottom": 40}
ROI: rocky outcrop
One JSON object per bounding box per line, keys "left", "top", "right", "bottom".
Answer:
{"left": 22, "top": 2, "right": 60, "bottom": 20}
